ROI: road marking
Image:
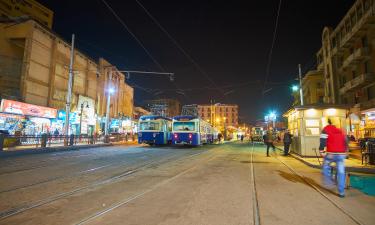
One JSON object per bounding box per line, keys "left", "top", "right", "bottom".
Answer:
{"left": 250, "top": 143, "right": 261, "bottom": 225}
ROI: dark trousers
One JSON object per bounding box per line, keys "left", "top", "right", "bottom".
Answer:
{"left": 284, "top": 142, "right": 291, "bottom": 155}
{"left": 266, "top": 142, "right": 275, "bottom": 156}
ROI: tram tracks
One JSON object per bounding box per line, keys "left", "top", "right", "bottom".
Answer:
{"left": 270, "top": 148, "right": 364, "bottom": 225}
{"left": 0, "top": 149, "right": 167, "bottom": 193}
{"left": 74, "top": 151, "right": 219, "bottom": 225}
{"left": 0, "top": 149, "right": 208, "bottom": 221}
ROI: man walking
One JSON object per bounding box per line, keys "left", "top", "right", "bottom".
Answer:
{"left": 263, "top": 130, "right": 275, "bottom": 157}
{"left": 319, "top": 119, "right": 348, "bottom": 198}
{"left": 283, "top": 130, "right": 292, "bottom": 156}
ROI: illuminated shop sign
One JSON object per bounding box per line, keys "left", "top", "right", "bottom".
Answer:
{"left": 0, "top": 99, "right": 57, "bottom": 118}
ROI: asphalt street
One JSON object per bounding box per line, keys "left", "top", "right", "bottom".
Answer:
{"left": 0, "top": 142, "right": 374, "bottom": 225}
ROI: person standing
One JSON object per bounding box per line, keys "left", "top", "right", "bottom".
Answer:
{"left": 319, "top": 119, "right": 348, "bottom": 198}
{"left": 263, "top": 130, "right": 275, "bottom": 157}
{"left": 283, "top": 130, "right": 293, "bottom": 156}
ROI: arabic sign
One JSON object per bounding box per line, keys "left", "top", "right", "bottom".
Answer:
{"left": 0, "top": 99, "right": 57, "bottom": 118}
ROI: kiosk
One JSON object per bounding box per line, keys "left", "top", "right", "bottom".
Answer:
{"left": 284, "top": 105, "right": 348, "bottom": 157}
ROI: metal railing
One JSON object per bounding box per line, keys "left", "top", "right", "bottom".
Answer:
{"left": 0, "top": 133, "right": 136, "bottom": 151}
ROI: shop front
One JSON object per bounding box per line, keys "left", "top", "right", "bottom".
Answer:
{"left": 284, "top": 104, "right": 348, "bottom": 157}
{"left": 0, "top": 99, "right": 57, "bottom": 135}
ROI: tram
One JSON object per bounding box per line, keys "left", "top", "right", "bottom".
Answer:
{"left": 138, "top": 115, "right": 172, "bottom": 145}
{"left": 251, "top": 126, "right": 264, "bottom": 142}
{"left": 171, "top": 115, "right": 214, "bottom": 146}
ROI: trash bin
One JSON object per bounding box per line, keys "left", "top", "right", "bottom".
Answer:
{"left": 368, "top": 142, "right": 375, "bottom": 165}
{"left": 41, "top": 133, "right": 48, "bottom": 148}
{"left": 69, "top": 134, "right": 74, "bottom": 146}
{"left": 0, "top": 133, "right": 4, "bottom": 151}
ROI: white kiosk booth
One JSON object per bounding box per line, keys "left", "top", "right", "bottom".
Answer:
{"left": 284, "top": 105, "right": 348, "bottom": 157}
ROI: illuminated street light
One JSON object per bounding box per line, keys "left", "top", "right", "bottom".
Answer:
{"left": 292, "top": 85, "right": 299, "bottom": 92}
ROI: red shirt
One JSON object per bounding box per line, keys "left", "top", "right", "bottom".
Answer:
{"left": 320, "top": 125, "right": 347, "bottom": 153}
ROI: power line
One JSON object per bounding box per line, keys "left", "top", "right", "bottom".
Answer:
{"left": 100, "top": 0, "right": 165, "bottom": 71}
{"left": 134, "top": 0, "right": 225, "bottom": 97}
{"left": 261, "top": 0, "right": 282, "bottom": 96}
{"left": 100, "top": 0, "right": 193, "bottom": 103}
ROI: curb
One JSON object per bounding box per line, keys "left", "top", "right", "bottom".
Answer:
{"left": 275, "top": 147, "right": 375, "bottom": 174}
{"left": 0, "top": 143, "right": 113, "bottom": 158}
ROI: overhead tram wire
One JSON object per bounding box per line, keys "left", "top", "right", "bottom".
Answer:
{"left": 100, "top": 0, "right": 192, "bottom": 103}
{"left": 261, "top": 0, "right": 282, "bottom": 97}
{"left": 134, "top": 0, "right": 226, "bottom": 98}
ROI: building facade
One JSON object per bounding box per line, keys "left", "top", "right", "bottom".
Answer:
{"left": 311, "top": 0, "right": 375, "bottom": 138}
{"left": 0, "top": 20, "right": 134, "bottom": 135}
{"left": 144, "top": 98, "right": 181, "bottom": 117}
{"left": 0, "top": 0, "right": 53, "bottom": 28}
{"left": 197, "top": 103, "right": 239, "bottom": 128}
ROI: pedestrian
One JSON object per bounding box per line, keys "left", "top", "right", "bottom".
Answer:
{"left": 319, "top": 119, "right": 348, "bottom": 198}
{"left": 218, "top": 133, "right": 223, "bottom": 143}
{"left": 283, "top": 130, "right": 293, "bottom": 156}
{"left": 263, "top": 130, "right": 275, "bottom": 157}
{"left": 241, "top": 134, "right": 244, "bottom": 142}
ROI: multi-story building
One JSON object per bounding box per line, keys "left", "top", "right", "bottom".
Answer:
{"left": 0, "top": 19, "right": 134, "bottom": 135}
{"left": 144, "top": 98, "right": 181, "bottom": 117}
{"left": 302, "top": 70, "right": 325, "bottom": 105}
{"left": 311, "top": 0, "right": 375, "bottom": 138}
{"left": 197, "top": 103, "right": 239, "bottom": 128}
{"left": 0, "top": 0, "right": 53, "bottom": 28}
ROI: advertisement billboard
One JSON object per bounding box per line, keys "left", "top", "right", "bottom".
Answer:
{"left": 0, "top": 99, "right": 57, "bottom": 118}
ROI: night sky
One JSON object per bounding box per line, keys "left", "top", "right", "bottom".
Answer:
{"left": 39, "top": 0, "right": 355, "bottom": 123}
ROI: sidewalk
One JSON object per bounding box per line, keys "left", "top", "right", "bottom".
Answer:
{"left": 274, "top": 144, "right": 375, "bottom": 174}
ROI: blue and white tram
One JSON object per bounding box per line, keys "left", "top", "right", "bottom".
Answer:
{"left": 171, "top": 115, "right": 214, "bottom": 146}
{"left": 138, "top": 115, "right": 172, "bottom": 145}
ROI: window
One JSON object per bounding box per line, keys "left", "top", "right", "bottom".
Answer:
{"left": 362, "top": 36, "right": 368, "bottom": 47}
{"left": 346, "top": 19, "right": 351, "bottom": 32}
{"left": 332, "top": 36, "right": 337, "bottom": 48}
{"left": 364, "top": 0, "right": 371, "bottom": 10}
{"left": 140, "top": 122, "right": 160, "bottom": 131}
{"left": 350, "top": 13, "right": 356, "bottom": 26}
{"left": 367, "top": 85, "right": 375, "bottom": 100}
{"left": 173, "top": 122, "right": 195, "bottom": 131}
{"left": 365, "top": 61, "right": 372, "bottom": 73}
{"left": 357, "top": 5, "right": 363, "bottom": 19}
{"left": 305, "top": 119, "right": 320, "bottom": 136}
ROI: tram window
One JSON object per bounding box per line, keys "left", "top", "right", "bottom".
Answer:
{"left": 140, "top": 122, "right": 160, "bottom": 131}
{"left": 173, "top": 122, "right": 195, "bottom": 131}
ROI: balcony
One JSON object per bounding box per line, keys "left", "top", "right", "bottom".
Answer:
{"left": 339, "top": 73, "right": 375, "bottom": 95}
{"left": 339, "top": 47, "right": 370, "bottom": 71}
{"left": 340, "top": 6, "right": 375, "bottom": 49}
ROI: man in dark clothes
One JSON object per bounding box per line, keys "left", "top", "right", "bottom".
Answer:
{"left": 263, "top": 130, "right": 275, "bottom": 157}
{"left": 283, "top": 130, "right": 293, "bottom": 156}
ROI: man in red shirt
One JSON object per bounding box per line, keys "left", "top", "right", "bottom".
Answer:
{"left": 319, "top": 119, "right": 348, "bottom": 198}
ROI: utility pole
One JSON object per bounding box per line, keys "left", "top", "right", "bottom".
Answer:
{"left": 104, "top": 69, "right": 112, "bottom": 136}
{"left": 64, "top": 34, "right": 75, "bottom": 145}
{"left": 298, "top": 64, "right": 304, "bottom": 106}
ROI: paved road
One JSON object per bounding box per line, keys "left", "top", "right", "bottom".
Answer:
{"left": 0, "top": 142, "right": 374, "bottom": 225}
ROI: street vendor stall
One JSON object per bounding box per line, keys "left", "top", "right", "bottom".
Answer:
{"left": 284, "top": 104, "right": 348, "bottom": 157}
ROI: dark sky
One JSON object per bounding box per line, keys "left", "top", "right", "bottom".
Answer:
{"left": 39, "top": 0, "right": 355, "bottom": 123}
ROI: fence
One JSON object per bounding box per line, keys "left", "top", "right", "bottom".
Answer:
{"left": 0, "top": 133, "right": 137, "bottom": 151}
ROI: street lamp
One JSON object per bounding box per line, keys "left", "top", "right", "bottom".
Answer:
{"left": 104, "top": 87, "right": 115, "bottom": 136}
{"left": 292, "top": 85, "right": 299, "bottom": 92}
{"left": 79, "top": 101, "right": 89, "bottom": 135}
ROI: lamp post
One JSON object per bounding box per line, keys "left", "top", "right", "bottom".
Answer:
{"left": 79, "top": 101, "right": 89, "bottom": 135}
{"left": 105, "top": 87, "right": 115, "bottom": 136}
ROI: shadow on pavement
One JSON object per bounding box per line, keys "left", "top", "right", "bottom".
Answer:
{"left": 277, "top": 170, "right": 337, "bottom": 196}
